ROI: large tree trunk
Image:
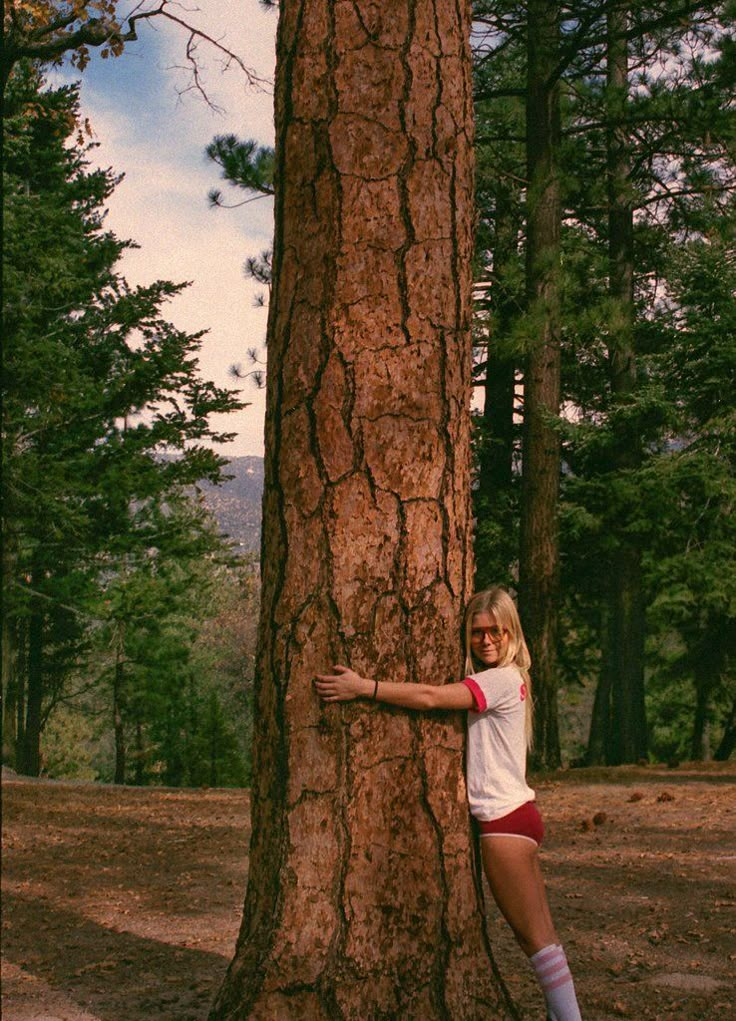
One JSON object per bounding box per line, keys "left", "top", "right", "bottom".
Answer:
{"left": 605, "top": 2, "right": 647, "bottom": 764}
{"left": 519, "top": 0, "right": 562, "bottom": 769}
{"left": 212, "top": 3, "right": 510, "bottom": 1019}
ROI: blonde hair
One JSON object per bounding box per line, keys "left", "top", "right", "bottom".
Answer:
{"left": 463, "top": 587, "right": 534, "bottom": 749}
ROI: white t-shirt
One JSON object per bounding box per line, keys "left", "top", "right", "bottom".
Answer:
{"left": 461, "top": 664, "right": 535, "bottom": 821}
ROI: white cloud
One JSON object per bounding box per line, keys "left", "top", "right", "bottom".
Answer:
{"left": 50, "top": 1, "right": 278, "bottom": 457}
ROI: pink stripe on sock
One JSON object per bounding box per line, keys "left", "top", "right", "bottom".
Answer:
{"left": 543, "top": 969, "right": 573, "bottom": 993}
{"left": 540, "top": 964, "right": 569, "bottom": 986}
{"left": 532, "top": 944, "right": 561, "bottom": 964}
{"left": 537, "top": 953, "right": 565, "bottom": 979}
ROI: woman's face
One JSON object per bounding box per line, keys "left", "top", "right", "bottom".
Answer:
{"left": 470, "top": 611, "right": 509, "bottom": 668}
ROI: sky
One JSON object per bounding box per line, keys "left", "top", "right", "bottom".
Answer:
{"left": 53, "top": 1, "right": 278, "bottom": 457}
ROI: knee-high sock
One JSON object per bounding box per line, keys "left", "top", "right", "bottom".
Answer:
{"left": 529, "top": 943, "right": 582, "bottom": 1021}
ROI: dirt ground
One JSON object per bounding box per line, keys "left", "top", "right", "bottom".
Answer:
{"left": 2, "top": 762, "right": 734, "bottom": 1021}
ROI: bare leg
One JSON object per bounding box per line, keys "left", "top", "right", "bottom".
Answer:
{"left": 479, "top": 835, "right": 558, "bottom": 955}
{"left": 481, "top": 837, "right": 582, "bottom": 1020}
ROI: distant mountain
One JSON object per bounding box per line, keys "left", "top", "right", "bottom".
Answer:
{"left": 197, "top": 456, "right": 264, "bottom": 554}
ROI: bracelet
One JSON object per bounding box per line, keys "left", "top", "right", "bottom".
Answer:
{"left": 372, "top": 679, "right": 379, "bottom": 701}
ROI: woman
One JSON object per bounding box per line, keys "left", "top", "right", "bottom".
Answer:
{"left": 315, "top": 587, "right": 582, "bottom": 1021}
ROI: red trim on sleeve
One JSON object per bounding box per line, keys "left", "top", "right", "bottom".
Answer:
{"left": 462, "top": 677, "right": 487, "bottom": 713}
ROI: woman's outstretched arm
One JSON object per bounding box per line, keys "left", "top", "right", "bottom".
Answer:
{"left": 314, "top": 665, "right": 474, "bottom": 711}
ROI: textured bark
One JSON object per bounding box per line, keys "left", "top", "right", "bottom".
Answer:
{"left": 519, "top": 0, "right": 562, "bottom": 769}
{"left": 605, "top": 3, "right": 647, "bottom": 764}
{"left": 211, "top": 2, "right": 510, "bottom": 1019}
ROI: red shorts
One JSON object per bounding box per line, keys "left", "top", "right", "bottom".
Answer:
{"left": 475, "top": 801, "right": 544, "bottom": 846}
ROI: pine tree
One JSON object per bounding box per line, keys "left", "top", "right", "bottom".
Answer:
{"left": 644, "top": 223, "right": 736, "bottom": 763}
{"left": 2, "top": 65, "right": 243, "bottom": 774}
{"left": 470, "top": 1, "right": 735, "bottom": 765}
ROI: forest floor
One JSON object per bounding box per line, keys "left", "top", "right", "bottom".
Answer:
{"left": 2, "top": 761, "right": 734, "bottom": 1021}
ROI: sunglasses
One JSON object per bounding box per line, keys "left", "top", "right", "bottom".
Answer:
{"left": 471, "top": 626, "right": 506, "bottom": 643}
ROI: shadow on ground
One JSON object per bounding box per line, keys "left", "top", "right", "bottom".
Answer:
{"left": 3, "top": 890, "right": 226, "bottom": 1021}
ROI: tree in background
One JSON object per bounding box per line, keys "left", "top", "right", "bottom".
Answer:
{"left": 91, "top": 516, "right": 255, "bottom": 787}
{"left": 471, "top": 6, "right": 526, "bottom": 594}
{"left": 518, "top": 0, "right": 564, "bottom": 768}
{"left": 1, "top": 64, "right": 245, "bottom": 776}
{"left": 560, "top": 1, "right": 736, "bottom": 764}
{"left": 472, "top": 0, "right": 568, "bottom": 768}
{"left": 643, "top": 226, "right": 736, "bottom": 763}
{"left": 472, "top": 0, "right": 735, "bottom": 765}
{"left": 34, "top": 547, "right": 260, "bottom": 786}
{"left": 206, "top": 133, "right": 275, "bottom": 382}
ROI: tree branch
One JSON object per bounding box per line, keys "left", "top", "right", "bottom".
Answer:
{"left": 3, "top": 1, "right": 270, "bottom": 97}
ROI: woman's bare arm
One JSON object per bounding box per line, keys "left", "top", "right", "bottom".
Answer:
{"left": 314, "top": 665, "right": 474, "bottom": 711}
